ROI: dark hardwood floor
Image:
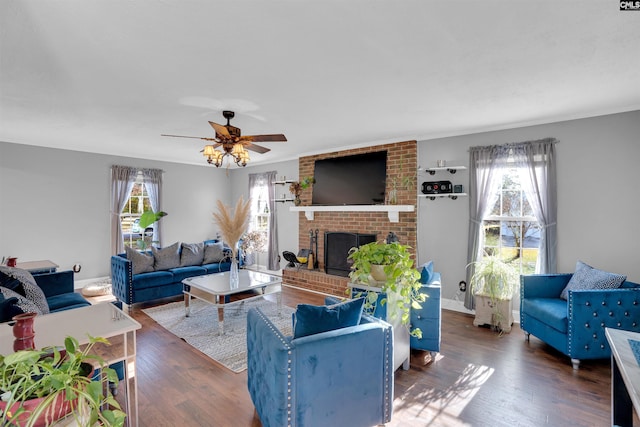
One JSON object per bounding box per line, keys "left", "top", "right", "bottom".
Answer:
{"left": 125, "top": 286, "right": 629, "bottom": 427}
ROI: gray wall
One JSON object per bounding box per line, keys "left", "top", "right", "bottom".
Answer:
{"left": 3, "top": 110, "right": 639, "bottom": 297}
{"left": 0, "top": 142, "right": 230, "bottom": 279}
{"left": 417, "top": 110, "right": 640, "bottom": 306}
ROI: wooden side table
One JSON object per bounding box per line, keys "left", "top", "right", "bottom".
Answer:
{"left": 14, "top": 260, "right": 59, "bottom": 274}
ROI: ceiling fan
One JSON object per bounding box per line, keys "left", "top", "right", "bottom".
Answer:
{"left": 161, "top": 110, "right": 287, "bottom": 167}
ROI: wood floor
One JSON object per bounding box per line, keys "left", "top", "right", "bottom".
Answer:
{"left": 125, "top": 286, "right": 629, "bottom": 427}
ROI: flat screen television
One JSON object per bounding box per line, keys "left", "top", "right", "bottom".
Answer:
{"left": 312, "top": 151, "right": 387, "bottom": 205}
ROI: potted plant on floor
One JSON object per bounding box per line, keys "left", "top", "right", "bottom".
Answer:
{"left": 0, "top": 335, "right": 126, "bottom": 427}
{"left": 347, "top": 241, "right": 425, "bottom": 338}
{"left": 468, "top": 255, "right": 518, "bottom": 333}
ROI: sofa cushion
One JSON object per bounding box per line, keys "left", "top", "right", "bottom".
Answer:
{"left": 202, "top": 261, "right": 232, "bottom": 274}
{"left": 180, "top": 242, "right": 205, "bottom": 267}
{"left": 521, "top": 297, "right": 568, "bottom": 333}
{"left": 125, "top": 246, "right": 155, "bottom": 275}
{"left": 293, "top": 297, "right": 365, "bottom": 339}
{"left": 0, "top": 294, "right": 22, "bottom": 322}
{"left": 203, "top": 241, "right": 227, "bottom": 264}
{"left": 169, "top": 266, "right": 208, "bottom": 283}
{"left": 46, "top": 293, "right": 91, "bottom": 312}
{"left": 152, "top": 242, "right": 181, "bottom": 271}
{"left": 419, "top": 261, "right": 434, "bottom": 284}
{"left": 131, "top": 270, "right": 175, "bottom": 290}
{"left": 0, "top": 286, "right": 43, "bottom": 315}
{"left": 560, "top": 260, "right": 626, "bottom": 300}
{"left": 0, "top": 266, "right": 50, "bottom": 314}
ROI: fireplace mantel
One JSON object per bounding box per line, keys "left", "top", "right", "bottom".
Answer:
{"left": 290, "top": 205, "right": 414, "bottom": 223}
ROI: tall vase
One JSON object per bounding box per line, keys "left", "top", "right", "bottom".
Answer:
{"left": 230, "top": 257, "right": 239, "bottom": 289}
{"left": 13, "top": 312, "right": 37, "bottom": 351}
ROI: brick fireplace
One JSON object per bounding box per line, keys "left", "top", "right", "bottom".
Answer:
{"left": 283, "top": 140, "right": 417, "bottom": 296}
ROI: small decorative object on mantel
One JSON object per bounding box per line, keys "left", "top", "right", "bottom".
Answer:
{"left": 212, "top": 196, "right": 251, "bottom": 287}
{"left": 289, "top": 176, "right": 315, "bottom": 206}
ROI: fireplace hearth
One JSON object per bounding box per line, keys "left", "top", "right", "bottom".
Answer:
{"left": 324, "top": 232, "right": 376, "bottom": 277}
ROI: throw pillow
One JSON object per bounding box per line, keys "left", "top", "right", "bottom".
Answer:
{"left": 180, "top": 242, "right": 205, "bottom": 267}
{"left": 203, "top": 241, "right": 226, "bottom": 264}
{"left": 293, "top": 297, "right": 365, "bottom": 339}
{"left": 152, "top": 242, "right": 181, "bottom": 271}
{"left": 560, "top": 260, "right": 627, "bottom": 300}
{"left": 0, "top": 294, "right": 23, "bottom": 323}
{"left": 0, "top": 266, "right": 50, "bottom": 314}
{"left": 125, "top": 246, "right": 155, "bottom": 275}
{"left": 420, "top": 261, "right": 434, "bottom": 284}
{"left": 0, "top": 286, "right": 42, "bottom": 315}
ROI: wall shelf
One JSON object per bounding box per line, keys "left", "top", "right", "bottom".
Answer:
{"left": 419, "top": 193, "right": 468, "bottom": 201}
{"left": 290, "top": 205, "right": 415, "bottom": 223}
{"left": 425, "top": 166, "right": 467, "bottom": 175}
{"left": 275, "top": 198, "right": 295, "bottom": 203}
{"left": 273, "top": 180, "right": 297, "bottom": 185}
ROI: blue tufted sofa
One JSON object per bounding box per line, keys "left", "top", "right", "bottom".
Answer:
{"left": 246, "top": 301, "right": 394, "bottom": 427}
{"left": 111, "top": 239, "right": 239, "bottom": 307}
{"left": 32, "top": 270, "right": 92, "bottom": 312}
{"left": 520, "top": 273, "right": 640, "bottom": 369}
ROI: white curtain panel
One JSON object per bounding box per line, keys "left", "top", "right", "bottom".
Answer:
{"left": 110, "top": 165, "right": 138, "bottom": 255}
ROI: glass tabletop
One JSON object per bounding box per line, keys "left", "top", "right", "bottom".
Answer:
{"left": 183, "top": 269, "right": 282, "bottom": 296}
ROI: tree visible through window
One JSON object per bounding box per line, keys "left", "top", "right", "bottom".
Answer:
{"left": 483, "top": 168, "right": 540, "bottom": 276}
{"left": 120, "top": 173, "right": 152, "bottom": 249}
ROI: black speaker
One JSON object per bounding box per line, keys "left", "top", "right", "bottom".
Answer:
{"left": 422, "top": 181, "right": 452, "bottom": 194}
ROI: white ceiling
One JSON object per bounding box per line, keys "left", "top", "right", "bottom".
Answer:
{"left": 2, "top": 1, "right": 640, "bottom": 168}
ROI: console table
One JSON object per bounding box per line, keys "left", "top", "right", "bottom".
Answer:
{"left": 14, "top": 259, "right": 59, "bottom": 274}
{"left": 605, "top": 327, "right": 640, "bottom": 427}
{"left": 0, "top": 303, "right": 141, "bottom": 426}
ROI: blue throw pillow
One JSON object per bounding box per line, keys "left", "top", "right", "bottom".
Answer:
{"left": 293, "top": 297, "right": 365, "bottom": 339}
{"left": 560, "top": 260, "right": 627, "bottom": 300}
{"left": 420, "top": 261, "right": 434, "bottom": 284}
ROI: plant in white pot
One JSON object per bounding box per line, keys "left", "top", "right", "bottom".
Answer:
{"left": 347, "top": 241, "right": 425, "bottom": 338}
{"left": 468, "top": 255, "right": 518, "bottom": 333}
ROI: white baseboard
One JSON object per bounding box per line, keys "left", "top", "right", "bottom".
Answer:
{"left": 441, "top": 297, "right": 521, "bottom": 324}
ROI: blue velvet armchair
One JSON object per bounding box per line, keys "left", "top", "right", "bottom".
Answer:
{"left": 520, "top": 273, "right": 640, "bottom": 369}
{"left": 246, "top": 305, "right": 394, "bottom": 427}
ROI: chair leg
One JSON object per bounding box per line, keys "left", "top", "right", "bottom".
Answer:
{"left": 524, "top": 332, "right": 530, "bottom": 341}
{"left": 571, "top": 358, "right": 580, "bottom": 370}
{"left": 402, "top": 357, "right": 410, "bottom": 371}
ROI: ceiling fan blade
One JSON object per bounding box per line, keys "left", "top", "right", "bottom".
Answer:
{"left": 161, "top": 134, "right": 218, "bottom": 142}
{"left": 209, "top": 121, "right": 231, "bottom": 139}
{"left": 243, "top": 143, "right": 271, "bottom": 154}
{"left": 239, "top": 134, "right": 287, "bottom": 142}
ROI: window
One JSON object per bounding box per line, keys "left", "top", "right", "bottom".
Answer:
{"left": 483, "top": 167, "right": 540, "bottom": 275}
{"left": 120, "top": 173, "right": 152, "bottom": 249}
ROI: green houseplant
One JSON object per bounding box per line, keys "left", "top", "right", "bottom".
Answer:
{"left": 468, "top": 255, "right": 518, "bottom": 332}
{"left": 347, "top": 241, "right": 425, "bottom": 337}
{"left": 135, "top": 210, "right": 168, "bottom": 251}
{"left": 0, "top": 335, "right": 126, "bottom": 427}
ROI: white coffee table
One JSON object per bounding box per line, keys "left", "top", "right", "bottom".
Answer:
{"left": 182, "top": 269, "right": 282, "bottom": 335}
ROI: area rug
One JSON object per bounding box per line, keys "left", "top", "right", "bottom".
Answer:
{"left": 142, "top": 298, "right": 294, "bottom": 373}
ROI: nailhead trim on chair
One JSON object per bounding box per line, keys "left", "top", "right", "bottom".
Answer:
{"left": 382, "top": 325, "right": 392, "bottom": 421}
{"left": 255, "top": 308, "right": 294, "bottom": 427}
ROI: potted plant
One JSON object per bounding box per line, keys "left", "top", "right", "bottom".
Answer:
{"left": 468, "top": 255, "right": 518, "bottom": 333}
{"left": 135, "top": 210, "right": 168, "bottom": 251}
{"left": 289, "top": 176, "right": 315, "bottom": 206}
{"left": 347, "top": 241, "right": 425, "bottom": 338}
{"left": 0, "top": 335, "right": 126, "bottom": 427}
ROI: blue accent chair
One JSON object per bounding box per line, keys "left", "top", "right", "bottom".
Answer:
{"left": 246, "top": 301, "right": 394, "bottom": 427}
{"left": 520, "top": 273, "right": 640, "bottom": 369}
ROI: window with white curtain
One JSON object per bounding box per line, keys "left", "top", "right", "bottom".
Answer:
{"left": 482, "top": 167, "right": 540, "bottom": 275}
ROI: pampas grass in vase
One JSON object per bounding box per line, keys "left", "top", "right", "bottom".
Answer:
{"left": 212, "top": 196, "right": 251, "bottom": 262}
